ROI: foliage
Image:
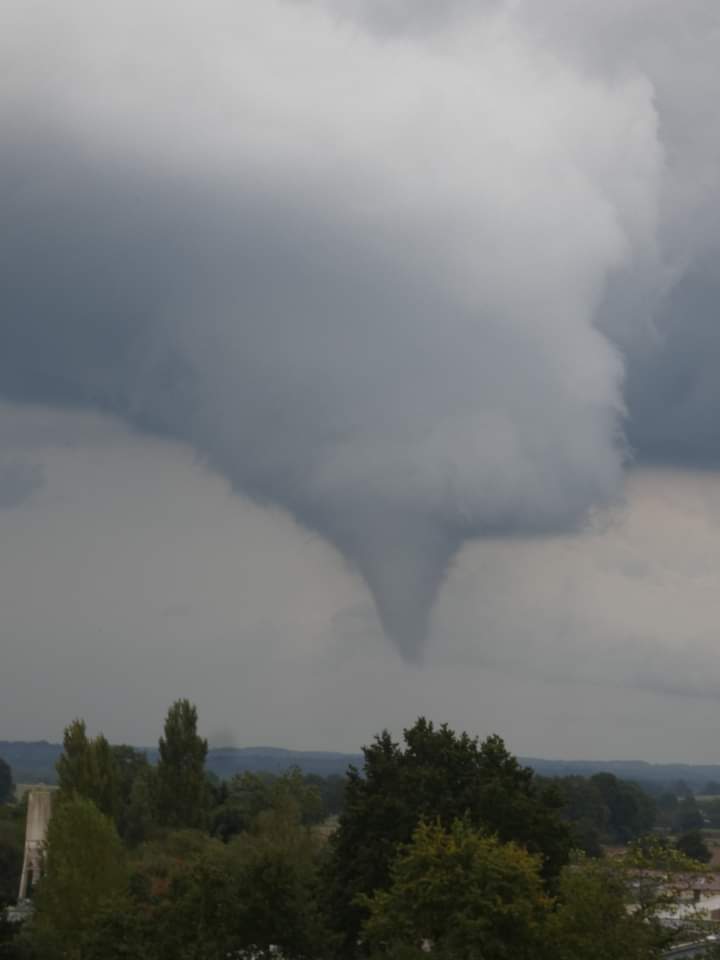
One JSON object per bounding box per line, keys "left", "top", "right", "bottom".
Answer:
{"left": 553, "top": 773, "right": 657, "bottom": 852}
{"left": 362, "top": 820, "right": 551, "bottom": 960}
{"left": 654, "top": 791, "right": 679, "bottom": 830}
{"left": 701, "top": 797, "right": 720, "bottom": 828}
{"left": 0, "top": 761, "right": 12, "bottom": 806}
{"left": 672, "top": 796, "right": 705, "bottom": 833}
{"left": 552, "top": 775, "right": 608, "bottom": 856}
{"left": 29, "top": 794, "right": 127, "bottom": 958}
{"left": 588, "top": 773, "right": 656, "bottom": 843}
{"left": 77, "top": 802, "right": 332, "bottom": 960}
{"left": 325, "top": 719, "right": 570, "bottom": 948}
{"left": 211, "top": 768, "right": 324, "bottom": 842}
{"left": 0, "top": 842, "right": 22, "bottom": 910}
{"left": 156, "top": 700, "right": 208, "bottom": 830}
{"left": 625, "top": 833, "right": 703, "bottom": 872}
{"left": 20, "top": 711, "right": 714, "bottom": 960}
{"left": 121, "top": 764, "right": 156, "bottom": 847}
{"left": 0, "top": 806, "right": 24, "bottom": 908}
{"left": 56, "top": 721, "right": 118, "bottom": 821}
{"left": 110, "top": 745, "right": 153, "bottom": 843}
{"left": 544, "top": 856, "right": 673, "bottom": 960}
{"left": 675, "top": 830, "right": 712, "bottom": 864}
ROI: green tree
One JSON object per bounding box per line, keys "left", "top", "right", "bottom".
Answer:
{"left": 156, "top": 700, "right": 208, "bottom": 830}
{"left": 122, "top": 766, "right": 156, "bottom": 848}
{"left": 545, "top": 856, "right": 673, "bottom": 960}
{"left": 0, "top": 803, "right": 24, "bottom": 908}
{"left": 220, "top": 799, "right": 332, "bottom": 959}
{"left": 362, "top": 820, "right": 550, "bottom": 960}
{"left": 676, "top": 830, "right": 712, "bottom": 864}
{"left": 81, "top": 801, "right": 332, "bottom": 960}
{"left": 0, "top": 788, "right": 22, "bottom": 908}
{"left": 625, "top": 833, "right": 702, "bottom": 873}
{"left": 702, "top": 798, "right": 720, "bottom": 828}
{"left": 589, "top": 773, "right": 656, "bottom": 843}
{"left": 554, "top": 775, "right": 608, "bottom": 856}
{"left": 210, "top": 771, "right": 275, "bottom": 842}
{"left": 326, "top": 719, "right": 570, "bottom": 949}
{"left": 56, "top": 720, "right": 93, "bottom": 797}
{"left": 655, "top": 791, "right": 679, "bottom": 830}
{"left": 56, "top": 721, "right": 118, "bottom": 821}
{"left": 0, "top": 841, "right": 22, "bottom": 909}
{"left": 30, "top": 795, "right": 127, "bottom": 957}
{"left": 0, "top": 759, "right": 12, "bottom": 806}
{"left": 111, "top": 746, "right": 153, "bottom": 844}
{"left": 672, "top": 796, "right": 704, "bottom": 833}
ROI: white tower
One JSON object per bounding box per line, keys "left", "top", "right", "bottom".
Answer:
{"left": 17, "top": 789, "right": 53, "bottom": 901}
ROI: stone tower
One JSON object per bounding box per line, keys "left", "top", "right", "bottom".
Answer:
{"left": 17, "top": 789, "right": 53, "bottom": 901}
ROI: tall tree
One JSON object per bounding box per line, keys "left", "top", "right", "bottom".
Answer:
{"left": 122, "top": 766, "right": 156, "bottom": 848}
{"left": 589, "top": 773, "right": 656, "bottom": 843}
{"left": 0, "top": 757, "right": 12, "bottom": 805}
{"left": 56, "top": 720, "right": 119, "bottom": 821}
{"left": 56, "top": 719, "right": 93, "bottom": 796}
{"left": 30, "top": 794, "right": 127, "bottom": 956}
{"left": 156, "top": 699, "right": 208, "bottom": 829}
{"left": 325, "top": 718, "right": 570, "bottom": 949}
{"left": 111, "top": 745, "right": 154, "bottom": 844}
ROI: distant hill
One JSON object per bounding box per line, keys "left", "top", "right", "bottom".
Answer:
{"left": 0, "top": 740, "right": 362, "bottom": 784}
{"left": 2, "top": 739, "right": 719, "bottom": 791}
{"left": 519, "top": 757, "right": 720, "bottom": 790}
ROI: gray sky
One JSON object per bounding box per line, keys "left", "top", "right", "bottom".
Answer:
{"left": 2, "top": 1, "right": 720, "bottom": 759}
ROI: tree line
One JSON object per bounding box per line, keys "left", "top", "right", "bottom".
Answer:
{"left": 1, "top": 707, "right": 718, "bottom": 959}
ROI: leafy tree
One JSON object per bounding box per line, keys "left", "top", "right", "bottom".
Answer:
{"left": 676, "top": 830, "right": 712, "bottom": 864}
{"left": 0, "top": 841, "right": 22, "bottom": 910}
{"left": 325, "top": 719, "right": 570, "bottom": 949}
{"left": 30, "top": 795, "right": 127, "bottom": 957}
{"left": 89, "top": 735, "right": 119, "bottom": 822}
{"left": 111, "top": 746, "right": 154, "bottom": 844}
{"left": 655, "top": 791, "right": 679, "bottom": 830}
{"left": 0, "top": 805, "right": 24, "bottom": 908}
{"left": 672, "top": 796, "right": 704, "bottom": 833}
{"left": 80, "top": 800, "right": 332, "bottom": 960}
{"left": 122, "top": 766, "right": 156, "bottom": 848}
{"left": 305, "top": 773, "right": 346, "bottom": 818}
{"left": 220, "top": 799, "right": 332, "bottom": 959}
{"left": 210, "top": 767, "right": 323, "bottom": 844}
{"left": 156, "top": 699, "right": 208, "bottom": 830}
{"left": 56, "top": 720, "right": 93, "bottom": 796}
{"left": 545, "top": 856, "right": 673, "bottom": 960}
{"left": 702, "top": 798, "right": 720, "bottom": 828}
{"left": 625, "top": 833, "right": 703, "bottom": 873}
{"left": 553, "top": 776, "right": 607, "bottom": 856}
{"left": 589, "top": 773, "right": 656, "bottom": 843}
{"left": 78, "top": 901, "right": 156, "bottom": 960}
{"left": 56, "top": 721, "right": 118, "bottom": 821}
{"left": 362, "top": 820, "right": 550, "bottom": 960}
{"left": 0, "top": 759, "right": 13, "bottom": 806}
{"left": 210, "top": 771, "right": 276, "bottom": 842}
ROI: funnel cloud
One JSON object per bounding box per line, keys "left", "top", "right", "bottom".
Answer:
{"left": 1, "top": 1, "right": 720, "bottom": 657}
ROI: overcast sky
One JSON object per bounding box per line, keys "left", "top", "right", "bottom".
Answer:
{"left": 2, "top": 1, "right": 720, "bottom": 760}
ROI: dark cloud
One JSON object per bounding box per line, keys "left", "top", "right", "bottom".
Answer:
{"left": 0, "top": 0, "right": 719, "bottom": 657}
{"left": 622, "top": 266, "right": 720, "bottom": 467}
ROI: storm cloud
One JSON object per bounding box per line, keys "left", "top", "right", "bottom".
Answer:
{"left": 1, "top": 1, "right": 719, "bottom": 657}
